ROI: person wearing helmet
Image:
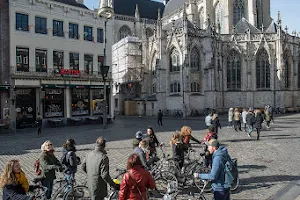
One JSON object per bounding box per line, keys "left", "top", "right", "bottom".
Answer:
{"left": 132, "top": 131, "right": 144, "bottom": 149}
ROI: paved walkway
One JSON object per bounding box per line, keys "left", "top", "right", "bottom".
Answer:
{"left": 0, "top": 114, "right": 300, "bottom": 199}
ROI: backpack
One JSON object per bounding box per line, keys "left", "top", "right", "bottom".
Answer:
{"left": 34, "top": 159, "right": 41, "bottom": 176}
{"left": 61, "top": 151, "right": 72, "bottom": 166}
{"left": 224, "top": 154, "right": 238, "bottom": 187}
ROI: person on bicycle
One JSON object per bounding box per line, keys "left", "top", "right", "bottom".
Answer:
{"left": 119, "top": 153, "right": 156, "bottom": 200}
{"left": 82, "top": 137, "right": 119, "bottom": 200}
{"left": 170, "top": 132, "right": 185, "bottom": 169}
{"left": 39, "top": 140, "right": 62, "bottom": 199}
{"left": 146, "top": 126, "right": 160, "bottom": 157}
{"left": 61, "top": 139, "right": 78, "bottom": 182}
{"left": 194, "top": 139, "right": 231, "bottom": 200}
{"left": 0, "top": 159, "right": 38, "bottom": 200}
{"left": 133, "top": 131, "right": 144, "bottom": 149}
{"left": 201, "top": 127, "right": 218, "bottom": 168}
{"left": 133, "top": 139, "right": 152, "bottom": 169}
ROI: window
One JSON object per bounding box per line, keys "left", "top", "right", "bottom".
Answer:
{"left": 16, "top": 13, "right": 29, "bottom": 31}
{"left": 70, "top": 53, "right": 79, "bottom": 70}
{"left": 35, "top": 17, "right": 47, "bottom": 34}
{"left": 227, "top": 50, "right": 241, "bottom": 90}
{"left": 97, "top": 28, "right": 103, "bottom": 43}
{"left": 115, "top": 98, "right": 118, "bottom": 108}
{"left": 53, "top": 20, "right": 64, "bottom": 37}
{"left": 35, "top": 49, "right": 47, "bottom": 72}
{"left": 170, "top": 49, "right": 180, "bottom": 72}
{"left": 284, "top": 50, "right": 292, "bottom": 89}
{"left": 152, "top": 84, "right": 156, "bottom": 94}
{"left": 69, "top": 23, "right": 79, "bottom": 39}
{"left": 118, "top": 26, "right": 131, "bottom": 40}
{"left": 53, "top": 51, "right": 64, "bottom": 71}
{"left": 84, "top": 54, "right": 93, "bottom": 74}
{"left": 16, "top": 47, "right": 29, "bottom": 72}
{"left": 72, "top": 88, "right": 89, "bottom": 116}
{"left": 84, "top": 26, "right": 93, "bottom": 41}
{"left": 191, "top": 82, "right": 200, "bottom": 93}
{"left": 190, "top": 47, "right": 200, "bottom": 71}
{"left": 146, "top": 28, "right": 154, "bottom": 38}
{"left": 170, "top": 82, "right": 181, "bottom": 93}
{"left": 256, "top": 49, "right": 270, "bottom": 89}
{"left": 233, "top": 0, "right": 244, "bottom": 25}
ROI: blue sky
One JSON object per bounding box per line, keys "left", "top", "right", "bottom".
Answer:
{"left": 85, "top": 0, "right": 300, "bottom": 32}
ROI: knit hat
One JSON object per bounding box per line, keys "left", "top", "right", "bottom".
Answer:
{"left": 135, "top": 131, "right": 144, "bottom": 140}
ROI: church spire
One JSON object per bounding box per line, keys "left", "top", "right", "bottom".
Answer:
{"left": 135, "top": 4, "right": 140, "bottom": 22}
{"left": 157, "top": 7, "right": 161, "bottom": 20}
{"left": 277, "top": 11, "right": 281, "bottom": 28}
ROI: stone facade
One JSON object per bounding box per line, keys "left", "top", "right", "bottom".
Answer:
{"left": 111, "top": 0, "right": 300, "bottom": 117}
{"left": 0, "top": 0, "right": 10, "bottom": 121}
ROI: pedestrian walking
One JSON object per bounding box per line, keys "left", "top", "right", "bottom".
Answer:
{"left": 82, "top": 137, "right": 119, "bottom": 200}
{"left": 228, "top": 108, "right": 234, "bottom": 128}
{"left": 254, "top": 111, "right": 264, "bottom": 140}
{"left": 233, "top": 108, "right": 242, "bottom": 131}
{"left": 35, "top": 113, "right": 42, "bottom": 136}
{"left": 246, "top": 110, "right": 255, "bottom": 137}
{"left": 157, "top": 110, "right": 163, "bottom": 127}
{"left": 39, "top": 140, "right": 62, "bottom": 199}
{"left": 119, "top": 154, "right": 156, "bottom": 200}
{"left": 264, "top": 109, "right": 271, "bottom": 129}
{"left": 211, "top": 113, "right": 221, "bottom": 134}
{"left": 194, "top": 139, "right": 231, "bottom": 200}
{"left": 205, "top": 111, "right": 213, "bottom": 128}
{"left": 268, "top": 105, "right": 274, "bottom": 123}
{"left": 241, "top": 108, "right": 248, "bottom": 132}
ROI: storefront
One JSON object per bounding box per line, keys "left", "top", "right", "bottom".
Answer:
{"left": 44, "top": 88, "right": 64, "bottom": 118}
{"left": 15, "top": 88, "right": 36, "bottom": 128}
{"left": 92, "top": 88, "right": 104, "bottom": 115}
{"left": 72, "top": 87, "right": 89, "bottom": 116}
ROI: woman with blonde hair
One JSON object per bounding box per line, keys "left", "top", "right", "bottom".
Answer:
{"left": 0, "top": 159, "right": 33, "bottom": 200}
{"left": 181, "top": 126, "right": 201, "bottom": 146}
{"left": 39, "top": 140, "right": 62, "bottom": 199}
{"left": 170, "top": 132, "right": 185, "bottom": 168}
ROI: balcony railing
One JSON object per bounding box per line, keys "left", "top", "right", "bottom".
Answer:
{"left": 10, "top": 66, "right": 109, "bottom": 80}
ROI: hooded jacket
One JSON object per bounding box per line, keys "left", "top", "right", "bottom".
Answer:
{"left": 61, "top": 145, "right": 77, "bottom": 175}
{"left": 197, "top": 146, "right": 230, "bottom": 191}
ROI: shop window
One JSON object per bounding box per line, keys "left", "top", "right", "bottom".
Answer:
{"left": 16, "top": 13, "right": 29, "bottom": 32}
{"left": 115, "top": 98, "right": 118, "bottom": 108}
{"left": 44, "top": 89, "right": 64, "bottom": 118}
{"left": 15, "top": 89, "right": 36, "bottom": 128}
{"left": 53, "top": 20, "right": 64, "bottom": 37}
{"left": 53, "top": 51, "right": 64, "bottom": 71}
{"left": 16, "top": 47, "right": 29, "bottom": 72}
{"left": 69, "top": 23, "right": 79, "bottom": 39}
{"left": 92, "top": 88, "right": 104, "bottom": 115}
{"left": 36, "top": 49, "right": 47, "bottom": 72}
{"left": 72, "top": 88, "right": 89, "bottom": 116}
{"left": 84, "top": 26, "right": 93, "bottom": 41}
{"left": 35, "top": 16, "right": 47, "bottom": 34}
{"left": 70, "top": 53, "right": 79, "bottom": 70}
{"left": 84, "top": 54, "right": 93, "bottom": 74}
{"left": 97, "top": 28, "right": 103, "bottom": 43}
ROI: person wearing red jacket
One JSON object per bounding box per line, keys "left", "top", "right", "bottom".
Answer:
{"left": 119, "top": 154, "right": 155, "bottom": 200}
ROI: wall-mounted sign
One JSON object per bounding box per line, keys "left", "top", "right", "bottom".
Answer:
{"left": 59, "top": 69, "right": 80, "bottom": 76}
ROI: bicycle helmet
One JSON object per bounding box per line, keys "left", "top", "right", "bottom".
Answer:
{"left": 135, "top": 131, "right": 144, "bottom": 140}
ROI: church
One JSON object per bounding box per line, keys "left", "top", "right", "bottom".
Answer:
{"left": 112, "top": 0, "right": 300, "bottom": 116}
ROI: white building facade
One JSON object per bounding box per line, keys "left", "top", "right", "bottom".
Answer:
{"left": 112, "top": 0, "right": 300, "bottom": 116}
{"left": 8, "top": 0, "right": 114, "bottom": 128}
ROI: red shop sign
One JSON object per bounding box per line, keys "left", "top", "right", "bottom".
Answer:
{"left": 59, "top": 69, "right": 80, "bottom": 75}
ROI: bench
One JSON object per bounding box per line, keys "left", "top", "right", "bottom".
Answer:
{"left": 48, "top": 119, "right": 63, "bottom": 128}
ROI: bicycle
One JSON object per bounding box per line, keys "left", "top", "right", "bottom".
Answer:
{"left": 28, "top": 177, "right": 48, "bottom": 200}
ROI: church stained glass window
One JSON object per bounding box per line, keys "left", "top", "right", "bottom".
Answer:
{"left": 256, "top": 49, "right": 270, "bottom": 89}
{"left": 170, "top": 49, "right": 180, "bottom": 72}
{"left": 190, "top": 47, "right": 200, "bottom": 71}
{"left": 227, "top": 50, "right": 241, "bottom": 90}
{"left": 284, "top": 50, "right": 292, "bottom": 89}
{"left": 233, "top": 0, "right": 244, "bottom": 25}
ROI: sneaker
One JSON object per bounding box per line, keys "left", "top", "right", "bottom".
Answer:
{"left": 247, "top": 133, "right": 251, "bottom": 137}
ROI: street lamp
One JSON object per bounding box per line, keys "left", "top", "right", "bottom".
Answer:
{"left": 98, "top": 0, "right": 114, "bottom": 129}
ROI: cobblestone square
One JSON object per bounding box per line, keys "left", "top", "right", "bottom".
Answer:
{"left": 0, "top": 114, "right": 300, "bottom": 199}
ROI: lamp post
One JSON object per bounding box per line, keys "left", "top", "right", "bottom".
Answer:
{"left": 98, "top": 0, "right": 114, "bottom": 129}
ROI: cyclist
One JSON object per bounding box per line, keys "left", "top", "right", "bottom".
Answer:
{"left": 201, "top": 127, "right": 218, "bottom": 168}
{"left": 146, "top": 126, "right": 160, "bottom": 157}
{"left": 170, "top": 132, "right": 185, "bottom": 169}
{"left": 61, "top": 139, "right": 78, "bottom": 185}
{"left": 133, "top": 131, "right": 144, "bottom": 149}
{"left": 0, "top": 159, "right": 39, "bottom": 200}
{"left": 180, "top": 126, "right": 201, "bottom": 150}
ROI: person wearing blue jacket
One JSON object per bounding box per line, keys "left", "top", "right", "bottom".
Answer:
{"left": 194, "top": 139, "right": 230, "bottom": 200}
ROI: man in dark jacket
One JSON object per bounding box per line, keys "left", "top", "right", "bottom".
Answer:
{"left": 246, "top": 110, "right": 255, "bottom": 137}
{"left": 82, "top": 137, "right": 118, "bottom": 200}
{"left": 194, "top": 139, "right": 230, "bottom": 200}
{"left": 157, "top": 110, "right": 163, "bottom": 127}
{"left": 254, "top": 112, "right": 264, "bottom": 140}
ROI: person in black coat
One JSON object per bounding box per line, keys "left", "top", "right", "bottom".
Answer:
{"left": 211, "top": 114, "right": 221, "bottom": 134}
{"left": 61, "top": 139, "right": 78, "bottom": 180}
{"left": 246, "top": 110, "right": 255, "bottom": 137}
{"left": 253, "top": 111, "right": 264, "bottom": 140}
{"left": 146, "top": 126, "right": 159, "bottom": 157}
{"left": 157, "top": 110, "right": 163, "bottom": 127}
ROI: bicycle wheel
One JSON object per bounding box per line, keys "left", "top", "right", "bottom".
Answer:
{"left": 230, "top": 176, "right": 239, "bottom": 191}
{"left": 154, "top": 171, "right": 178, "bottom": 196}
{"left": 52, "top": 179, "right": 68, "bottom": 200}
{"left": 194, "top": 167, "right": 212, "bottom": 192}
{"left": 107, "top": 190, "right": 118, "bottom": 200}
{"left": 63, "top": 185, "right": 91, "bottom": 200}
{"left": 196, "top": 194, "right": 207, "bottom": 200}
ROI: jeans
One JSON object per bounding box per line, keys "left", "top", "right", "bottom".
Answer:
{"left": 256, "top": 128, "right": 261, "bottom": 140}
{"left": 228, "top": 121, "right": 233, "bottom": 127}
{"left": 42, "top": 179, "right": 53, "bottom": 199}
{"left": 213, "top": 188, "right": 230, "bottom": 200}
{"left": 266, "top": 121, "right": 270, "bottom": 128}
{"left": 158, "top": 119, "right": 163, "bottom": 126}
{"left": 247, "top": 125, "right": 253, "bottom": 135}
